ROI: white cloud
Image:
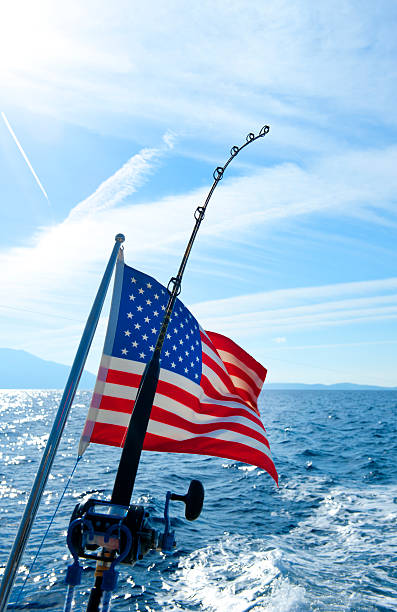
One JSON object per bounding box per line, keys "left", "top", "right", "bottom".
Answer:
{"left": 2, "top": 1, "right": 396, "bottom": 147}
{"left": 190, "top": 279, "right": 397, "bottom": 335}
{"left": 192, "top": 278, "right": 397, "bottom": 317}
{"left": 0, "top": 137, "right": 176, "bottom": 315}
{"left": 271, "top": 339, "right": 397, "bottom": 351}
{"left": 1, "top": 141, "right": 397, "bottom": 320}
{"left": 162, "top": 131, "right": 176, "bottom": 150}
{"left": 70, "top": 142, "right": 170, "bottom": 219}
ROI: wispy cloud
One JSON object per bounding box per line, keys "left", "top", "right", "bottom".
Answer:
{"left": 1, "top": 111, "right": 50, "bottom": 204}
{"left": 192, "top": 278, "right": 397, "bottom": 315}
{"left": 2, "top": 2, "right": 396, "bottom": 150}
{"left": 70, "top": 134, "right": 174, "bottom": 218}
{"left": 190, "top": 278, "right": 397, "bottom": 335}
{"left": 1, "top": 140, "right": 397, "bottom": 319}
{"left": 0, "top": 135, "right": 178, "bottom": 315}
{"left": 270, "top": 339, "right": 397, "bottom": 351}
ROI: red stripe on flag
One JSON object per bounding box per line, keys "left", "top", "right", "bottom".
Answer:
{"left": 98, "top": 383, "right": 265, "bottom": 432}
{"left": 200, "top": 375, "right": 263, "bottom": 424}
{"left": 222, "top": 361, "right": 261, "bottom": 398}
{"left": 191, "top": 398, "right": 265, "bottom": 429}
{"left": 100, "top": 394, "right": 134, "bottom": 414}
{"left": 106, "top": 369, "right": 141, "bottom": 388}
{"left": 91, "top": 422, "right": 125, "bottom": 447}
{"left": 155, "top": 379, "right": 200, "bottom": 410}
{"left": 149, "top": 405, "right": 271, "bottom": 449}
{"left": 202, "top": 351, "right": 237, "bottom": 395}
{"left": 205, "top": 331, "right": 267, "bottom": 381}
{"left": 200, "top": 331, "right": 216, "bottom": 352}
{"left": 143, "top": 433, "right": 278, "bottom": 484}
{"left": 155, "top": 378, "right": 263, "bottom": 432}
{"left": 91, "top": 424, "right": 278, "bottom": 484}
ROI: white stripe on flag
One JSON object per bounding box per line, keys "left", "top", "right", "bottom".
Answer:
{"left": 93, "top": 409, "right": 272, "bottom": 458}
{"left": 216, "top": 348, "right": 264, "bottom": 390}
{"left": 147, "top": 420, "right": 273, "bottom": 458}
{"left": 96, "top": 382, "right": 267, "bottom": 437}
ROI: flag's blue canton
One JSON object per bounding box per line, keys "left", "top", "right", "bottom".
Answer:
{"left": 112, "top": 264, "right": 202, "bottom": 384}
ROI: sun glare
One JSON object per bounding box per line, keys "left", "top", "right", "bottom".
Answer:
{"left": 0, "top": 1, "right": 60, "bottom": 75}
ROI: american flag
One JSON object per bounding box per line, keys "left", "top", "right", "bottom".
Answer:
{"left": 79, "top": 260, "right": 278, "bottom": 484}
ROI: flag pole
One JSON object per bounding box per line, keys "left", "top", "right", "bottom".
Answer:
{"left": 0, "top": 233, "right": 125, "bottom": 612}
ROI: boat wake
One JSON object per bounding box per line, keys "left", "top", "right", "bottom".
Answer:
{"left": 158, "top": 537, "right": 307, "bottom": 612}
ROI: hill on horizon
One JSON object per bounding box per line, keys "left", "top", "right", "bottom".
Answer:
{"left": 0, "top": 348, "right": 395, "bottom": 390}
{"left": 264, "top": 381, "right": 397, "bottom": 390}
{"left": 0, "top": 348, "right": 96, "bottom": 389}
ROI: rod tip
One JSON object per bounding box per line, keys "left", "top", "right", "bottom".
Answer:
{"left": 115, "top": 233, "right": 125, "bottom": 243}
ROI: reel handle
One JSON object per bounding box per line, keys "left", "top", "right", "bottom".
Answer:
{"left": 170, "top": 479, "right": 204, "bottom": 521}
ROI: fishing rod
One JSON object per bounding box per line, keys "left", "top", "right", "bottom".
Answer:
{"left": 64, "top": 126, "right": 270, "bottom": 611}
{"left": 111, "top": 125, "right": 270, "bottom": 507}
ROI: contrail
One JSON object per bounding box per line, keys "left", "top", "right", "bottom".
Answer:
{"left": 69, "top": 131, "right": 175, "bottom": 219}
{"left": 1, "top": 111, "right": 50, "bottom": 204}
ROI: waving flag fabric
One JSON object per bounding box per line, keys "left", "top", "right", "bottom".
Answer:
{"left": 79, "top": 260, "right": 278, "bottom": 484}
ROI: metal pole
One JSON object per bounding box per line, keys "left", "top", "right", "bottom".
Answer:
{"left": 0, "top": 234, "right": 125, "bottom": 612}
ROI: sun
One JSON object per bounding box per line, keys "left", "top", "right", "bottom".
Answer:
{"left": 0, "top": 1, "right": 60, "bottom": 77}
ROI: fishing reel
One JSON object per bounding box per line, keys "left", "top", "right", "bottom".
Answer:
{"left": 66, "top": 479, "right": 204, "bottom": 567}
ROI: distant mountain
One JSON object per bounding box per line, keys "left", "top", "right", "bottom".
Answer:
{"left": 264, "top": 382, "right": 397, "bottom": 390}
{"left": 0, "top": 348, "right": 96, "bottom": 389}
{"left": 1, "top": 348, "right": 395, "bottom": 391}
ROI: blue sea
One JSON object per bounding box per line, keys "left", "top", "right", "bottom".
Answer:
{"left": 0, "top": 389, "right": 396, "bottom": 611}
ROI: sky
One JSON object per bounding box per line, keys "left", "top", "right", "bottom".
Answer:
{"left": 0, "top": 0, "right": 396, "bottom": 386}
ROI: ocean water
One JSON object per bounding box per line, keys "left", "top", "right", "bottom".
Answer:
{"left": 0, "top": 389, "right": 396, "bottom": 611}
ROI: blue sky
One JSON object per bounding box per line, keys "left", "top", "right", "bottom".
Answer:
{"left": 1, "top": 0, "right": 397, "bottom": 386}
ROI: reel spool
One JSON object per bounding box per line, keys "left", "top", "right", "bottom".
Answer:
{"left": 66, "top": 479, "right": 204, "bottom": 567}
